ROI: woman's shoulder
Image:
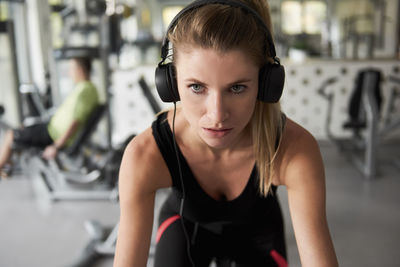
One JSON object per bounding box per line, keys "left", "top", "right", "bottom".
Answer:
{"left": 125, "top": 127, "right": 157, "bottom": 157}
{"left": 277, "top": 117, "right": 324, "bottom": 186}
{"left": 283, "top": 118, "right": 318, "bottom": 148}
{"left": 119, "top": 126, "right": 172, "bottom": 195}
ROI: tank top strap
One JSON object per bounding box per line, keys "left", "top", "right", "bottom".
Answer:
{"left": 151, "top": 111, "right": 183, "bottom": 189}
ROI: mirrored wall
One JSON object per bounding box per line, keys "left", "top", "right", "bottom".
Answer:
{"left": 268, "top": 0, "right": 399, "bottom": 60}
{"left": 40, "top": 0, "right": 399, "bottom": 69}
{"left": 151, "top": 0, "right": 399, "bottom": 61}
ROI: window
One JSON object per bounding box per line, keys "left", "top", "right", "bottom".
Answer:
{"left": 282, "top": 0, "right": 327, "bottom": 34}
{"left": 303, "top": 1, "right": 326, "bottom": 34}
{"left": 282, "top": 1, "right": 302, "bottom": 34}
{"left": 162, "top": 6, "right": 184, "bottom": 31}
{"left": 0, "top": 3, "right": 8, "bottom": 21}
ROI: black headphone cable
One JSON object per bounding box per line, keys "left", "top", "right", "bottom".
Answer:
{"left": 172, "top": 102, "right": 197, "bottom": 267}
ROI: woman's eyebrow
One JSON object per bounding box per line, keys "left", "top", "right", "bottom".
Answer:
{"left": 183, "top": 78, "right": 252, "bottom": 86}
{"left": 183, "top": 78, "right": 208, "bottom": 86}
{"left": 228, "top": 79, "right": 252, "bottom": 85}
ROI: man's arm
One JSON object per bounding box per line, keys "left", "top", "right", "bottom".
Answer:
{"left": 42, "top": 120, "right": 80, "bottom": 160}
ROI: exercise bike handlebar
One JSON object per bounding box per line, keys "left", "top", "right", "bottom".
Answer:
{"left": 317, "top": 77, "right": 338, "bottom": 100}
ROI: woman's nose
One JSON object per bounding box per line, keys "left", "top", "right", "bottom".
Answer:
{"left": 206, "top": 91, "right": 228, "bottom": 123}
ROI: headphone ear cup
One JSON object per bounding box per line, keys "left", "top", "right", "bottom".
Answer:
{"left": 258, "top": 64, "right": 285, "bottom": 103}
{"left": 155, "top": 63, "right": 180, "bottom": 102}
{"left": 168, "top": 64, "right": 179, "bottom": 101}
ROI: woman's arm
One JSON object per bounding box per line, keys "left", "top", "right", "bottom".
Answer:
{"left": 113, "top": 128, "right": 170, "bottom": 267}
{"left": 282, "top": 129, "right": 338, "bottom": 267}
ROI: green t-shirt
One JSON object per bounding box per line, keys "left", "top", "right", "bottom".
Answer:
{"left": 48, "top": 81, "right": 99, "bottom": 147}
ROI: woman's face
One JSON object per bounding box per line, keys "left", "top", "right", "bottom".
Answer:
{"left": 176, "top": 47, "right": 259, "bottom": 150}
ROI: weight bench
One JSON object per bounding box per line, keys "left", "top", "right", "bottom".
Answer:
{"left": 29, "top": 104, "right": 120, "bottom": 201}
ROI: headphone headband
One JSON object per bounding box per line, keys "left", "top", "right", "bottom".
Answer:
{"left": 160, "top": 0, "right": 277, "bottom": 64}
{"left": 155, "top": 0, "right": 285, "bottom": 103}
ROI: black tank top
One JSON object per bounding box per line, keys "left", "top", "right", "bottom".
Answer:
{"left": 152, "top": 112, "right": 285, "bottom": 234}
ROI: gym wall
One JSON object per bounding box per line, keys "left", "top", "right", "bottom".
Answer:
{"left": 109, "top": 60, "right": 400, "bottom": 144}
{"left": 280, "top": 59, "right": 400, "bottom": 140}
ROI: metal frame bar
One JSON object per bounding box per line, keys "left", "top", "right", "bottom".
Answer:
{"left": 318, "top": 71, "right": 381, "bottom": 179}
{"left": 29, "top": 155, "right": 118, "bottom": 202}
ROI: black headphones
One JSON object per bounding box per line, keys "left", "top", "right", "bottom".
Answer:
{"left": 155, "top": 0, "right": 285, "bottom": 103}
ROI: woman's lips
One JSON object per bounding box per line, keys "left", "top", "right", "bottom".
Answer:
{"left": 202, "top": 127, "right": 233, "bottom": 138}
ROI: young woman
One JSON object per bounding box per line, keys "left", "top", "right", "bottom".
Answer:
{"left": 113, "top": 0, "right": 338, "bottom": 266}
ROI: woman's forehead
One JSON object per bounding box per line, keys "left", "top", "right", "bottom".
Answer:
{"left": 175, "top": 47, "right": 259, "bottom": 85}
{"left": 176, "top": 46, "right": 257, "bottom": 67}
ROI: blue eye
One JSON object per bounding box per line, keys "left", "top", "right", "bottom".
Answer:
{"left": 189, "top": 84, "right": 204, "bottom": 94}
{"left": 231, "top": 85, "right": 246, "bottom": 94}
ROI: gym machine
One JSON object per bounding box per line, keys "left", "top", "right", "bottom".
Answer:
{"left": 0, "top": 18, "right": 22, "bottom": 129}
{"left": 29, "top": 103, "right": 122, "bottom": 202}
{"left": 0, "top": 11, "right": 32, "bottom": 176}
{"left": 19, "top": 0, "right": 122, "bottom": 201}
{"left": 384, "top": 75, "right": 400, "bottom": 169}
{"left": 318, "top": 68, "right": 400, "bottom": 179}
{"left": 0, "top": 1, "right": 120, "bottom": 199}
{"left": 382, "top": 75, "right": 400, "bottom": 138}
{"left": 26, "top": 32, "right": 119, "bottom": 201}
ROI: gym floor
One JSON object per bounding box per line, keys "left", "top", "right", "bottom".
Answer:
{"left": 0, "top": 141, "right": 399, "bottom": 267}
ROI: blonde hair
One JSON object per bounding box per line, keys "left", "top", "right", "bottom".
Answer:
{"left": 169, "top": 0, "right": 284, "bottom": 196}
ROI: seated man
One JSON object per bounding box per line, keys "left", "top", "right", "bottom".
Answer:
{"left": 0, "top": 57, "right": 99, "bottom": 178}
